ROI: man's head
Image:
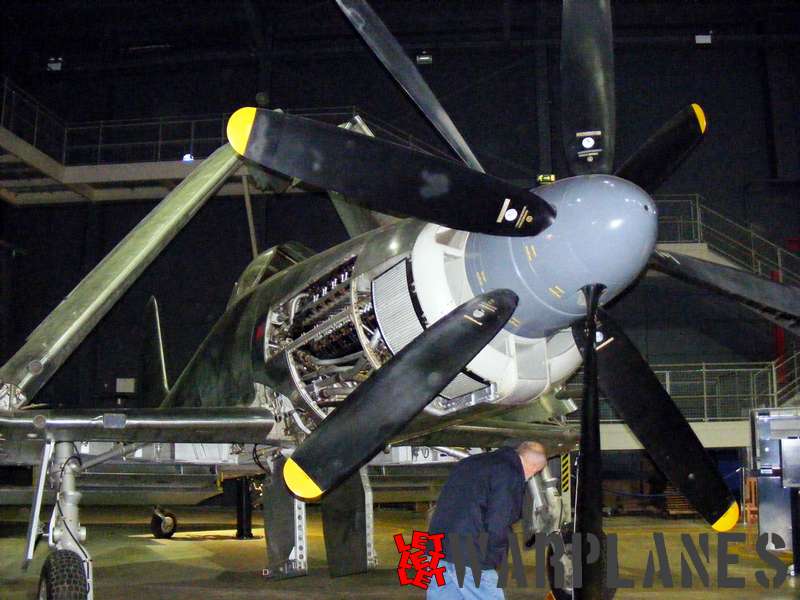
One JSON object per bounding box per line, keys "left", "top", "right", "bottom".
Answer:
{"left": 516, "top": 441, "right": 547, "bottom": 480}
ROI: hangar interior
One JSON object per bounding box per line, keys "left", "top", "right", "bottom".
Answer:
{"left": 1, "top": 1, "right": 800, "bottom": 599}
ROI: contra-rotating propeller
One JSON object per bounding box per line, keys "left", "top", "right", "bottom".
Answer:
{"left": 222, "top": 4, "right": 798, "bottom": 599}
{"left": 329, "top": 3, "right": 765, "bottom": 599}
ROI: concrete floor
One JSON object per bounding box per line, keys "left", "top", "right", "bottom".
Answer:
{"left": 0, "top": 506, "right": 797, "bottom": 599}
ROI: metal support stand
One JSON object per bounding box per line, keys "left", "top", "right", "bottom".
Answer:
{"left": 262, "top": 455, "right": 307, "bottom": 579}
{"left": 48, "top": 441, "right": 93, "bottom": 599}
{"left": 236, "top": 477, "right": 254, "bottom": 540}
{"left": 321, "top": 467, "right": 378, "bottom": 577}
{"left": 791, "top": 489, "right": 800, "bottom": 577}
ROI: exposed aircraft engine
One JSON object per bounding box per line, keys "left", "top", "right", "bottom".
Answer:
{"left": 260, "top": 256, "right": 377, "bottom": 429}
{"left": 258, "top": 221, "right": 583, "bottom": 436}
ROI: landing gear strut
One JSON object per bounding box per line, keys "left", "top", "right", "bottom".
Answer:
{"left": 35, "top": 441, "right": 92, "bottom": 600}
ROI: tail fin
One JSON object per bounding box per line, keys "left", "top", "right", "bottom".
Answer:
{"left": 138, "top": 296, "right": 170, "bottom": 407}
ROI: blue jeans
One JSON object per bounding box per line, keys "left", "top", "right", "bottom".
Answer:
{"left": 426, "top": 560, "right": 505, "bottom": 600}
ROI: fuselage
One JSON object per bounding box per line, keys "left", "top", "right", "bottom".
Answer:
{"left": 163, "top": 174, "right": 657, "bottom": 435}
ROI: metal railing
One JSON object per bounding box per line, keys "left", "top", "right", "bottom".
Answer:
{"left": 1, "top": 77, "right": 453, "bottom": 167}
{"left": 565, "top": 361, "right": 776, "bottom": 422}
{"left": 62, "top": 106, "right": 454, "bottom": 166}
{"left": 0, "top": 77, "right": 66, "bottom": 161}
{"left": 655, "top": 194, "right": 800, "bottom": 286}
{"left": 566, "top": 350, "right": 800, "bottom": 421}
{"left": 775, "top": 351, "right": 800, "bottom": 406}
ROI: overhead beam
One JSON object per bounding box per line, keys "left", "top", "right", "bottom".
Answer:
{"left": 0, "top": 177, "right": 58, "bottom": 189}
{"left": 62, "top": 160, "right": 201, "bottom": 184}
{"left": 0, "top": 126, "right": 96, "bottom": 201}
{"left": 10, "top": 179, "right": 300, "bottom": 205}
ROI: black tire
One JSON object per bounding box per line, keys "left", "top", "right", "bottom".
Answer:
{"left": 38, "top": 550, "right": 88, "bottom": 600}
{"left": 545, "top": 525, "right": 616, "bottom": 600}
{"left": 150, "top": 511, "right": 178, "bottom": 539}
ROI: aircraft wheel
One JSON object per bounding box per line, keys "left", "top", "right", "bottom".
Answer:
{"left": 38, "top": 550, "right": 88, "bottom": 600}
{"left": 150, "top": 510, "right": 178, "bottom": 539}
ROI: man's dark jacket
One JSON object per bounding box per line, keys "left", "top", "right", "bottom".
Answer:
{"left": 429, "top": 446, "right": 526, "bottom": 569}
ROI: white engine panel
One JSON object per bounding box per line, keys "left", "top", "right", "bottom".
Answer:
{"left": 411, "top": 223, "right": 582, "bottom": 406}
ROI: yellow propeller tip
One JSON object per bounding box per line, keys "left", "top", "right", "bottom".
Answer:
{"left": 226, "top": 107, "right": 257, "bottom": 155}
{"left": 711, "top": 501, "right": 739, "bottom": 532}
{"left": 691, "top": 103, "right": 707, "bottom": 134}
{"left": 283, "top": 457, "right": 323, "bottom": 501}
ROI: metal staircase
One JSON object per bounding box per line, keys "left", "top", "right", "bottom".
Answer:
{"left": 655, "top": 194, "right": 800, "bottom": 339}
{"left": 655, "top": 194, "right": 800, "bottom": 286}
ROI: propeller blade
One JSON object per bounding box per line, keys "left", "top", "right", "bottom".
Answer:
{"left": 560, "top": 0, "right": 616, "bottom": 175}
{"left": 574, "top": 284, "right": 608, "bottom": 600}
{"left": 650, "top": 250, "right": 800, "bottom": 336}
{"left": 572, "top": 310, "right": 740, "bottom": 531}
{"left": 227, "top": 108, "right": 555, "bottom": 236}
{"left": 616, "top": 104, "right": 707, "bottom": 193}
{"left": 282, "top": 290, "right": 518, "bottom": 500}
{"left": 336, "top": 0, "right": 484, "bottom": 172}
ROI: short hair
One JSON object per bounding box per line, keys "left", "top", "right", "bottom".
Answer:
{"left": 516, "top": 441, "right": 547, "bottom": 468}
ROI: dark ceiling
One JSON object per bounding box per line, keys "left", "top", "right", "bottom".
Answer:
{"left": 3, "top": 1, "right": 799, "bottom": 80}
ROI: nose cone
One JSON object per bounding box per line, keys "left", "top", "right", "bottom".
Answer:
{"left": 465, "top": 175, "right": 657, "bottom": 338}
{"left": 535, "top": 175, "right": 658, "bottom": 290}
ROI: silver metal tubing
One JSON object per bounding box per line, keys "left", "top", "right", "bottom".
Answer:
{"left": 76, "top": 443, "right": 148, "bottom": 473}
{"left": 0, "top": 407, "right": 275, "bottom": 443}
{"left": 432, "top": 446, "right": 470, "bottom": 460}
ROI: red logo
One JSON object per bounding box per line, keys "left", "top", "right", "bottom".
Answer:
{"left": 394, "top": 530, "right": 446, "bottom": 589}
